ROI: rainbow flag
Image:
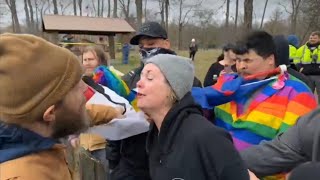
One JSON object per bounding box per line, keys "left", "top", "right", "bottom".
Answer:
{"left": 193, "top": 73, "right": 316, "bottom": 149}
{"left": 92, "top": 65, "right": 138, "bottom": 111}
{"left": 193, "top": 73, "right": 317, "bottom": 180}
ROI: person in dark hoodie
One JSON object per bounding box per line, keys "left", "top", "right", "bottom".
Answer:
{"left": 108, "top": 21, "right": 202, "bottom": 180}
{"left": 137, "top": 54, "right": 249, "bottom": 180}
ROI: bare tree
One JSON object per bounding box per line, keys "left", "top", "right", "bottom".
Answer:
{"left": 107, "top": 0, "right": 110, "bottom": 17}
{"left": 52, "top": 0, "right": 58, "bottom": 14}
{"left": 5, "top": 0, "right": 21, "bottom": 33}
{"left": 109, "top": 0, "right": 118, "bottom": 60}
{"left": 260, "top": 0, "right": 269, "bottom": 28}
{"left": 73, "top": 0, "right": 77, "bottom": 15}
{"left": 176, "top": 0, "right": 202, "bottom": 50}
{"left": 78, "top": 0, "right": 83, "bottom": 16}
{"left": 91, "top": 0, "right": 97, "bottom": 16}
{"left": 164, "top": 0, "right": 169, "bottom": 31}
{"left": 244, "top": 0, "right": 253, "bottom": 30}
{"left": 264, "top": 8, "right": 286, "bottom": 34}
{"left": 97, "top": 0, "right": 100, "bottom": 16}
{"left": 113, "top": 0, "right": 118, "bottom": 18}
{"left": 235, "top": 0, "right": 239, "bottom": 29}
{"left": 24, "top": 0, "right": 31, "bottom": 29}
{"left": 144, "top": 0, "right": 147, "bottom": 21}
{"left": 59, "top": 0, "right": 72, "bottom": 15}
{"left": 159, "top": 0, "right": 165, "bottom": 27}
{"left": 100, "top": 0, "right": 104, "bottom": 17}
{"left": 119, "top": 0, "right": 130, "bottom": 20}
{"left": 225, "top": 0, "right": 230, "bottom": 28}
{"left": 299, "top": 0, "right": 320, "bottom": 41}
{"left": 135, "top": 0, "right": 143, "bottom": 27}
{"left": 280, "top": 0, "right": 302, "bottom": 34}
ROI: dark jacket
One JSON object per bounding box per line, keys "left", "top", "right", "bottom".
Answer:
{"left": 147, "top": 93, "right": 249, "bottom": 180}
{"left": 241, "top": 107, "right": 320, "bottom": 178}
{"left": 109, "top": 50, "right": 202, "bottom": 180}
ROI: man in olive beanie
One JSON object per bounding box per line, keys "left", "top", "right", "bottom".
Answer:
{"left": 0, "top": 33, "right": 121, "bottom": 180}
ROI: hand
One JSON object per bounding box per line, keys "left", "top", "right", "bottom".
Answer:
{"left": 115, "top": 106, "right": 126, "bottom": 119}
{"left": 86, "top": 104, "right": 125, "bottom": 126}
{"left": 219, "top": 70, "right": 227, "bottom": 76}
{"left": 248, "top": 170, "right": 259, "bottom": 180}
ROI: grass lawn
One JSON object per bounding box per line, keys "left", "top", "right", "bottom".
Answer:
{"left": 112, "top": 49, "right": 222, "bottom": 84}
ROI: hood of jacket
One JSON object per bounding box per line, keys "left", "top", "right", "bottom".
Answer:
{"left": 146, "top": 92, "right": 202, "bottom": 154}
{"left": 0, "top": 122, "right": 56, "bottom": 163}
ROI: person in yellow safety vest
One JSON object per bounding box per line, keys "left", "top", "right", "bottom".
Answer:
{"left": 288, "top": 35, "right": 300, "bottom": 71}
{"left": 295, "top": 31, "right": 320, "bottom": 100}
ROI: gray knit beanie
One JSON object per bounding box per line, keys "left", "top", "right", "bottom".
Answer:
{"left": 146, "top": 54, "right": 194, "bottom": 100}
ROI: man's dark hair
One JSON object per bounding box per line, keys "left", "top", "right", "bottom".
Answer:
{"left": 232, "top": 31, "right": 276, "bottom": 59}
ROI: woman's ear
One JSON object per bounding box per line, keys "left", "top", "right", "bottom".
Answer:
{"left": 43, "top": 105, "right": 56, "bottom": 123}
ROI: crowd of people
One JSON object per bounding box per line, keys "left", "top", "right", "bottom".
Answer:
{"left": 0, "top": 21, "right": 320, "bottom": 180}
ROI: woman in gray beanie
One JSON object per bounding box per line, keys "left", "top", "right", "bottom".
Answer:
{"left": 136, "top": 54, "right": 249, "bottom": 180}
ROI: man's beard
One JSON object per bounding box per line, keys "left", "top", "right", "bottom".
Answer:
{"left": 51, "top": 104, "right": 90, "bottom": 139}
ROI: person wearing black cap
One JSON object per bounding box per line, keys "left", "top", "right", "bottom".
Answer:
{"left": 123, "top": 21, "right": 202, "bottom": 89}
{"left": 107, "top": 22, "right": 202, "bottom": 180}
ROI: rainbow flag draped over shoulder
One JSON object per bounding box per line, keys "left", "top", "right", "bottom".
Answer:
{"left": 92, "top": 65, "right": 138, "bottom": 111}
{"left": 193, "top": 73, "right": 316, "bottom": 149}
{"left": 192, "top": 74, "right": 278, "bottom": 109}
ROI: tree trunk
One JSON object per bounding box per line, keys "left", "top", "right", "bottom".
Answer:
{"left": 260, "top": 0, "right": 268, "bottom": 29}
{"left": 107, "top": 0, "right": 110, "bottom": 17}
{"left": 52, "top": 0, "right": 58, "bottom": 14}
{"left": 101, "top": 0, "right": 104, "bottom": 17}
{"left": 92, "top": 0, "right": 97, "bottom": 16}
{"left": 73, "top": 0, "right": 77, "bottom": 15}
{"left": 135, "top": 0, "right": 143, "bottom": 27}
{"left": 165, "top": 0, "right": 169, "bottom": 32}
{"left": 113, "top": 0, "right": 117, "bottom": 18}
{"left": 235, "top": 0, "right": 239, "bottom": 29}
{"left": 225, "top": 0, "right": 230, "bottom": 28}
{"left": 178, "top": 0, "right": 183, "bottom": 50}
{"left": 290, "top": 0, "right": 302, "bottom": 34}
{"left": 160, "top": 0, "right": 165, "bottom": 27}
{"left": 126, "top": 0, "right": 130, "bottom": 19}
{"left": 97, "top": 0, "right": 100, "bottom": 16}
{"left": 178, "top": 24, "right": 182, "bottom": 50}
{"left": 24, "top": 0, "right": 31, "bottom": 30}
{"left": 35, "top": 1, "right": 39, "bottom": 32}
{"left": 27, "top": 0, "right": 35, "bottom": 32}
{"left": 6, "top": 0, "right": 21, "bottom": 33}
{"left": 244, "top": 0, "right": 253, "bottom": 30}
{"left": 108, "top": 36, "right": 116, "bottom": 60}
{"left": 78, "top": 0, "right": 82, "bottom": 16}
{"left": 144, "top": 0, "right": 147, "bottom": 21}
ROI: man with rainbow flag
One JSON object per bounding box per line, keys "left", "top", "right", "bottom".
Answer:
{"left": 193, "top": 31, "right": 317, "bottom": 180}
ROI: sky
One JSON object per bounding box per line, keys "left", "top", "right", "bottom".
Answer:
{"left": 0, "top": 0, "right": 290, "bottom": 28}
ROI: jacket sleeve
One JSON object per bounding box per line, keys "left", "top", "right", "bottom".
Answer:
{"left": 240, "top": 112, "right": 314, "bottom": 178}
{"left": 86, "top": 104, "right": 122, "bottom": 126}
{"left": 197, "top": 126, "right": 249, "bottom": 180}
{"left": 203, "top": 64, "right": 217, "bottom": 87}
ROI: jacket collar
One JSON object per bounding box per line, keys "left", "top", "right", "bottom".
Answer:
{"left": 146, "top": 93, "right": 202, "bottom": 154}
{"left": 0, "top": 122, "right": 57, "bottom": 163}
